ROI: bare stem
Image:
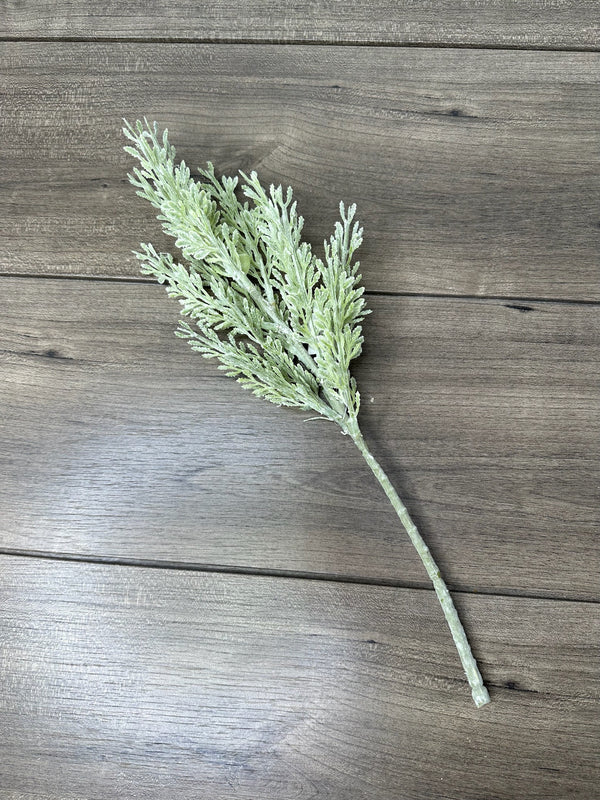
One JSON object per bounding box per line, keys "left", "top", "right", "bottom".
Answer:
{"left": 345, "top": 419, "right": 490, "bottom": 708}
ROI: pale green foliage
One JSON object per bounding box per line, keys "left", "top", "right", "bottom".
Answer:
{"left": 123, "top": 120, "right": 491, "bottom": 707}
{"left": 123, "top": 119, "right": 369, "bottom": 428}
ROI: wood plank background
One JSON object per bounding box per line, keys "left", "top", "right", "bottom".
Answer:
{"left": 2, "top": 44, "right": 599, "bottom": 300}
{"left": 1, "top": 279, "right": 598, "bottom": 599}
{"left": 0, "top": 556, "right": 598, "bottom": 800}
{"left": 2, "top": 1, "right": 599, "bottom": 49}
{"left": 1, "top": 3, "right": 598, "bottom": 799}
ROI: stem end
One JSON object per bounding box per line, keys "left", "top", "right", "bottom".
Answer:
{"left": 472, "top": 685, "right": 491, "bottom": 708}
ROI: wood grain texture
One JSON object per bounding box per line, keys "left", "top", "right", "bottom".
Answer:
{"left": 1, "top": 0, "right": 599, "bottom": 48}
{"left": 0, "top": 555, "right": 598, "bottom": 800}
{"left": 1, "top": 278, "right": 597, "bottom": 599}
{"left": 2, "top": 43, "right": 599, "bottom": 300}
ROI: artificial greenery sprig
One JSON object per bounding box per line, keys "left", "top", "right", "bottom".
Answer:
{"left": 123, "top": 119, "right": 490, "bottom": 708}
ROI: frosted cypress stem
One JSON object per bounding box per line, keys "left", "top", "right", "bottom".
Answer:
{"left": 345, "top": 419, "right": 490, "bottom": 708}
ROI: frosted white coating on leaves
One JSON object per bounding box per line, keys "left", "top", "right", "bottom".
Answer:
{"left": 123, "top": 118, "right": 368, "bottom": 427}
{"left": 123, "top": 119, "right": 490, "bottom": 708}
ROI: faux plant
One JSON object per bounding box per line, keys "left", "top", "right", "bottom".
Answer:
{"left": 123, "top": 119, "right": 491, "bottom": 708}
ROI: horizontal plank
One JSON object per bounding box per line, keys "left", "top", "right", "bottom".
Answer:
{"left": 1, "top": 1, "right": 599, "bottom": 48}
{"left": 1, "top": 278, "right": 598, "bottom": 599}
{"left": 1, "top": 43, "right": 599, "bottom": 300}
{"left": 0, "top": 556, "right": 598, "bottom": 799}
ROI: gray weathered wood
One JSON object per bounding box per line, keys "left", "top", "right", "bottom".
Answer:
{"left": 1, "top": 1, "right": 599, "bottom": 48}
{"left": 0, "top": 555, "right": 597, "bottom": 800}
{"left": 2, "top": 43, "right": 599, "bottom": 300}
{"left": 1, "top": 278, "right": 597, "bottom": 599}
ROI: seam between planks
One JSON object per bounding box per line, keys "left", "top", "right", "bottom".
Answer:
{"left": 0, "top": 36, "right": 598, "bottom": 53}
{"left": 0, "top": 548, "right": 597, "bottom": 605}
{"left": 0, "top": 274, "right": 598, "bottom": 307}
